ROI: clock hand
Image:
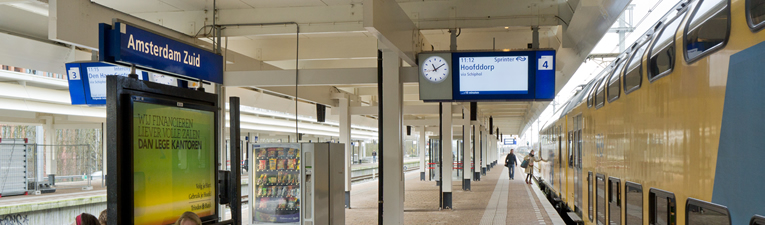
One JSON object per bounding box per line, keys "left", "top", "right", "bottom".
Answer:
{"left": 435, "top": 64, "right": 445, "bottom": 70}
{"left": 432, "top": 64, "right": 436, "bottom": 71}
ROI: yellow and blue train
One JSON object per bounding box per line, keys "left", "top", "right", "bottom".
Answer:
{"left": 534, "top": 0, "right": 765, "bottom": 224}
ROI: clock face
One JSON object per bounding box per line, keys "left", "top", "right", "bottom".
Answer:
{"left": 422, "top": 56, "right": 449, "bottom": 83}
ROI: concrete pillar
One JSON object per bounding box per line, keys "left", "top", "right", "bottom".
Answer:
{"left": 440, "top": 103, "right": 453, "bottom": 209}
{"left": 418, "top": 126, "right": 426, "bottom": 181}
{"left": 473, "top": 126, "right": 480, "bottom": 181}
{"left": 339, "top": 98, "right": 352, "bottom": 208}
{"left": 462, "top": 104, "right": 471, "bottom": 190}
{"left": 381, "top": 49, "right": 404, "bottom": 224}
{"left": 482, "top": 128, "right": 487, "bottom": 175}
{"left": 35, "top": 126, "right": 44, "bottom": 181}
{"left": 44, "top": 118, "right": 54, "bottom": 176}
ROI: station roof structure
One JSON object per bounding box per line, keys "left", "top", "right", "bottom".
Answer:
{"left": 0, "top": 0, "right": 631, "bottom": 138}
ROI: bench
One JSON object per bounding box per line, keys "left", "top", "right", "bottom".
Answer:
{"left": 566, "top": 212, "right": 584, "bottom": 225}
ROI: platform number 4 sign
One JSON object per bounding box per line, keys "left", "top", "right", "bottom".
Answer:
{"left": 538, "top": 55, "right": 553, "bottom": 71}
{"left": 68, "top": 67, "right": 80, "bottom": 80}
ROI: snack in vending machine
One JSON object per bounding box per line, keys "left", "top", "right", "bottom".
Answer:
{"left": 268, "top": 158, "right": 277, "bottom": 170}
{"left": 277, "top": 159, "right": 286, "bottom": 170}
{"left": 287, "top": 148, "right": 296, "bottom": 157}
{"left": 287, "top": 159, "right": 296, "bottom": 170}
{"left": 258, "top": 160, "right": 266, "bottom": 170}
{"left": 277, "top": 148, "right": 286, "bottom": 157}
{"left": 267, "top": 148, "right": 277, "bottom": 157}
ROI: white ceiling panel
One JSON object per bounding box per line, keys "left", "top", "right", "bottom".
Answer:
{"left": 93, "top": 0, "right": 184, "bottom": 13}
{"left": 238, "top": 0, "right": 327, "bottom": 8}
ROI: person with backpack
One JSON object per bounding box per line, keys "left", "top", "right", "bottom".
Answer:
{"left": 372, "top": 150, "right": 377, "bottom": 163}
{"left": 504, "top": 149, "right": 518, "bottom": 180}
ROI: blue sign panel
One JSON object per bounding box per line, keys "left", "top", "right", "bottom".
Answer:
{"left": 66, "top": 62, "right": 149, "bottom": 105}
{"left": 100, "top": 21, "right": 223, "bottom": 84}
{"left": 452, "top": 50, "right": 555, "bottom": 101}
{"left": 503, "top": 139, "right": 517, "bottom": 145}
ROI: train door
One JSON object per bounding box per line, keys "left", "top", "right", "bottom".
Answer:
{"left": 574, "top": 115, "right": 584, "bottom": 216}
{"left": 558, "top": 127, "right": 562, "bottom": 195}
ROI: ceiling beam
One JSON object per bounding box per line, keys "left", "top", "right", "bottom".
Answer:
{"left": 363, "top": 0, "right": 427, "bottom": 65}
{"left": 224, "top": 67, "right": 419, "bottom": 87}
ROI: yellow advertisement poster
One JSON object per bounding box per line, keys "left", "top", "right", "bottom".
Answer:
{"left": 133, "top": 101, "right": 215, "bottom": 225}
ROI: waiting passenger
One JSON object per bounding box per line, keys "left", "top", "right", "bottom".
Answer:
{"left": 98, "top": 209, "right": 107, "bottom": 225}
{"left": 174, "top": 211, "right": 203, "bottom": 225}
{"left": 505, "top": 149, "right": 518, "bottom": 180}
{"left": 73, "top": 213, "right": 100, "bottom": 225}
{"left": 523, "top": 150, "right": 542, "bottom": 184}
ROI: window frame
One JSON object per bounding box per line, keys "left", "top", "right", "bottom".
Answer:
{"left": 595, "top": 76, "right": 608, "bottom": 109}
{"left": 683, "top": 0, "right": 731, "bottom": 64}
{"left": 608, "top": 177, "right": 622, "bottom": 225}
{"left": 647, "top": 8, "right": 689, "bottom": 83}
{"left": 623, "top": 40, "right": 650, "bottom": 95}
{"left": 747, "top": 0, "right": 765, "bottom": 31}
{"left": 649, "top": 188, "right": 676, "bottom": 225}
{"left": 625, "top": 182, "right": 643, "bottom": 225}
{"left": 751, "top": 215, "right": 765, "bottom": 225}
{"left": 589, "top": 171, "right": 594, "bottom": 222}
{"left": 587, "top": 81, "right": 596, "bottom": 108}
{"left": 607, "top": 57, "right": 628, "bottom": 103}
{"left": 596, "top": 174, "right": 607, "bottom": 225}
{"left": 685, "top": 198, "right": 731, "bottom": 225}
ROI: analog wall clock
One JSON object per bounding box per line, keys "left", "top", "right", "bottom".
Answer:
{"left": 422, "top": 56, "right": 449, "bottom": 83}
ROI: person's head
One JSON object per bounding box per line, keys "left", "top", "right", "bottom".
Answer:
{"left": 510, "top": 149, "right": 514, "bottom": 153}
{"left": 75, "top": 213, "right": 100, "bottom": 225}
{"left": 98, "top": 209, "right": 106, "bottom": 225}
{"left": 175, "top": 211, "right": 202, "bottom": 225}
{"left": 530, "top": 150, "right": 535, "bottom": 155}
{"left": 98, "top": 209, "right": 107, "bottom": 225}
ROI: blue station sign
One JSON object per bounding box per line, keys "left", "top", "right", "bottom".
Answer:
{"left": 503, "top": 139, "right": 517, "bottom": 145}
{"left": 99, "top": 21, "right": 223, "bottom": 84}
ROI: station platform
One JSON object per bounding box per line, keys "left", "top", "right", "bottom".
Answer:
{"left": 346, "top": 163, "right": 565, "bottom": 225}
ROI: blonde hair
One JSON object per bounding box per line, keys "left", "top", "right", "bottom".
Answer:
{"left": 98, "top": 209, "right": 107, "bottom": 225}
{"left": 174, "top": 211, "right": 202, "bottom": 225}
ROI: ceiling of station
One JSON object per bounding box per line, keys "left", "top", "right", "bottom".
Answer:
{"left": 0, "top": 0, "right": 628, "bottom": 136}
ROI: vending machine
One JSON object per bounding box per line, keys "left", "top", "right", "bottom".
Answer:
{"left": 249, "top": 143, "right": 345, "bottom": 225}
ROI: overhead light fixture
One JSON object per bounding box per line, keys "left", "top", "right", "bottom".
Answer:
{"left": 504, "top": 27, "right": 509, "bottom": 29}
{"left": 502, "top": 49, "right": 511, "bottom": 52}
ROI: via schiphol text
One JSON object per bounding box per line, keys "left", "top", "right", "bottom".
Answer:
{"left": 126, "top": 34, "right": 201, "bottom": 67}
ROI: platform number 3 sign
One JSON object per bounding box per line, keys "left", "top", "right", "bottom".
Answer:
{"left": 68, "top": 67, "right": 80, "bottom": 80}
{"left": 538, "top": 55, "right": 553, "bottom": 71}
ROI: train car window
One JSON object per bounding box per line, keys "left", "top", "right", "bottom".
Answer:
{"left": 609, "top": 177, "right": 622, "bottom": 225}
{"left": 649, "top": 188, "right": 676, "bottom": 225}
{"left": 588, "top": 79, "right": 597, "bottom": 108}
{"left": 577, "top": 130, "right": 582, "bottom": 168}
{"left": 751, "top": 215, "right": 765, "bottom": 225}
{"left": 749, "top": 0, "right": 765, "bottom": 31}
{"left": 589, "top": 172, "right": 594, "bottom": 222}
{"left": 648, "top": 10, "right": 687, "bottom": 81}
{"left": 597, "top": 174, "right": 607, "bottom": 225}
{"left": 686, "top": 198, "right": 731, "bottom": 225}
{"left": 624, "top": 43, "right": 649, "bottom": 94}
{"left": 685, "top": 0, "right": 730, "bottom": 63}
{"left": 595, "top": 76, "right": 608, "bottom": 109}
{"left": 625, "top": 182, "right": 643, "bottom": 225}
{"left": 608, "top": 57, "right": 628, "bottom": 102}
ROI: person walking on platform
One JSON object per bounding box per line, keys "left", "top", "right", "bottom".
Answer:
{"left": 505, "top": 149, "right": 518, "bottom": 180}
{"left": 523, "top": 150, "right": 541, "bottom": 184}
{"left": 372, "top": 150, "right": 377, "bottom": 163}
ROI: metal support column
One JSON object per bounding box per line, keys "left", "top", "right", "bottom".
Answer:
{"left": 418, "top": 126, "right": 426, "bottom": 181}
{"left": 462, "top": 103, "right": 471, "bottom": 190}
{"left": 440, "top": 103, "right": 453, "bottom": 209}
{"left": 229, "top": 97, "right": 242, "bottom": 225}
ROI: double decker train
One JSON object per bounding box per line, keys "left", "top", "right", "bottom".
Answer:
{"left": 533, "top": 0, "right": 765, "bottom": 224}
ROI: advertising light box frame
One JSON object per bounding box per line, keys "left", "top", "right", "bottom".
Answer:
{"left": 451, "top": 50, "right": 555, "bottom": 101}
{"left": 107, "top": 76, "right": 219, "bottom": 225}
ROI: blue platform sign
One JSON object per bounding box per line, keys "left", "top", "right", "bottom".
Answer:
{"left": 99, "top": 21, "right": 223, "bottom": 84}
{"left": 451, "top": 50, "right": 555, "bottom": 101}
{"left": 66, "top": 62, "right": 149, "bottom": 105}
{"left": 503, "top": 139, "right": 516, "bottom": 145}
